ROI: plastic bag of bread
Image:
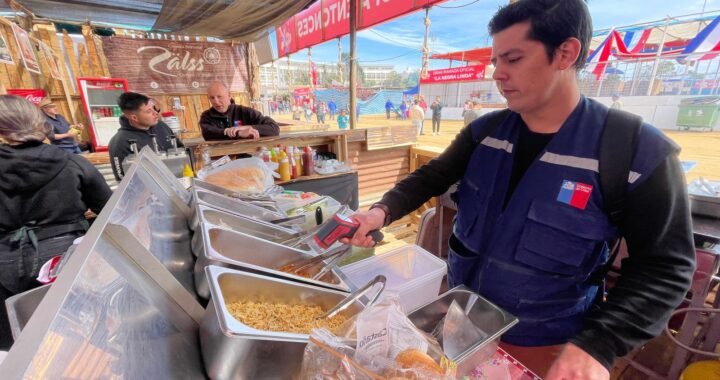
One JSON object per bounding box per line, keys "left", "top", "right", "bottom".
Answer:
{"left": 300, "top": 296, "right": 456, "bottom": 379}
{"left": 198, "top": 157, "right": 274, "bottom": 195}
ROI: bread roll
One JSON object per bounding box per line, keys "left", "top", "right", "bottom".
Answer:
{"left": 394, "top": 349, "right": 443, "bottom": 375}
{"left": 204, "top": 166, "right": 267, "bottom": 193}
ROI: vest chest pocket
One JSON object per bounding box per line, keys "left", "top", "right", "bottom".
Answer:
{"left": 455, "top": 177, "right": 491, "bottom": 238}
{"left": 514, "top": 200, "right": 612, "bottom": 277}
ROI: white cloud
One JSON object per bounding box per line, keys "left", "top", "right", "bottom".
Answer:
{"left": 358, "top": 27, "right": 465, "bottom": 54}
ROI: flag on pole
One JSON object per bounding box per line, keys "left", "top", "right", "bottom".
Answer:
{"left": 682, "top": 15, "right": 720, "bottom": 60}
{"left": 586, "top": 30, "right": 616, "bottom": 80}
{"left": 310, "top": 61, "right": 318, "bottom": 86}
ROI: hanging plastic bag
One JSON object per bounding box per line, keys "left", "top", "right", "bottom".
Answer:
{"left": 300, "top": 296, "right": 456, "bottom": 380}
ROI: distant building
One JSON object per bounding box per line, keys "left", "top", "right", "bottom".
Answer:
{"left": 362, "top": 64, "right": 394, "bottom": 86}
{"left": 260, "top": 60, "right": 395, "bottom": 93}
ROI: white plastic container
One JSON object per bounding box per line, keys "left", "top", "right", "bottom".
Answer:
{"left": 339, "top": 244, "right": 447, "bottom": 312}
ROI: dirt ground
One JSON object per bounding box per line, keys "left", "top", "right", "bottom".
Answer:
{"left": 275, "top": 112, "right": 720, "bottom": 182}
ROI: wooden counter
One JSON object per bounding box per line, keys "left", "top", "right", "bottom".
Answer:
{"left": 184, "top": 125, "right": 419, "bottom": 240}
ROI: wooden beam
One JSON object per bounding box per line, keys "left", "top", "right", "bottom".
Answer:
{"left": 81, "top": 24, "right": 103, "bottom": 77}
{"left": 62, "top": 30, "right": 80, "bottom": 88}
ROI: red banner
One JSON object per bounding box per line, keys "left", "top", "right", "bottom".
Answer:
{"left": 293, "top": 87, "right": 312, "bottom": 97}
{"left": 420, "top": 65, "right": 486, "bottom": 84}
{"left": 295, "top": 2, "right": 324, "bottom": 50}
{"left": 7, "top": 89, "right": 47, "bottom": 105}
{"left": 277, "top": 0, "right": 447, "bottom": 57}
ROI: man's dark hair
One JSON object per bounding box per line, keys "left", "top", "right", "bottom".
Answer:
{"left": 118, "top": 92, "right": 150, "bottom": 112}
{"left": 489, "top": 0, "right": 592, "bottom": 71}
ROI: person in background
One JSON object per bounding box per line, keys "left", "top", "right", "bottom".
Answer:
{"left": 399, "top": 100, "right": 408, "bottom": 120}
{"left": 463, "top": 100, "right": 483, "bottom": 126}
{"left": 40, "top": 98, "right": 83, "bottom": 154}
{"left": 356, "top": 105, "right": 361, "bottom": 122}
{"left": 343, "top": 1, "right": 694, "bottom": 378}
{"left": 418, "top": 95, "right": 427, "bottom": 113}
{"left": 337, "top": 109, "right": 349, "bottom": 130}
{"left": 462, "top": 100, "right": 471, "bottom": 117}
{"left": 199, "top": 81, "right": 279, "bottom": 141}
{"left": 385, "top": 99, "right": 394, "bottom": 119}
{"left": 315, "top": 102, "right": 326, "bottom": 124}
{"left": 409, "top": 99, "right": 425, "bottom": 135}
{"left": 0, "top": 95, "right": 111, "bottom": 350}
{"left": 108, "top": 92, "right": 182, "bottom": 181}
{"left": 304, "top": 103, "right": 313, "bottom": 122}
{"left": 327, "top": 99, "right": 337, "bottom": 120}
{"left": 610, "top": 93, "right": 624, "bottom": 110}
{"left": 430, "top": 96, "right": 444, "bottom": 135}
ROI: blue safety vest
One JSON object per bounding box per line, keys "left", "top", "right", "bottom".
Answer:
{"left": 450, "top": 97, "right": 678, "bottom": 346}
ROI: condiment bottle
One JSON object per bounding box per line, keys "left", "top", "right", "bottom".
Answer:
{"left": 278, "top": 151, "right": 291, "bottom": 181}
{"left": 303, "top": 146, "right": 314, "bottom": 176}
{"left": 288, "top": 146, "right": 298, "bottom": 179}
{"left": 182, "top": 164, "right": 194, "bottom": 178}
{"left": 294, "top": 147, "right": 304, "bottom": 176}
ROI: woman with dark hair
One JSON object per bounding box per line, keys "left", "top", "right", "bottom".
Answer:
{"left": 0, "top": 95, "right": 112, "bottom": 350}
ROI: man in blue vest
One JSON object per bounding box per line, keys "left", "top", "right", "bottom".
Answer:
{"left": 344, "top": 1, "right": 695, "bottom": 379}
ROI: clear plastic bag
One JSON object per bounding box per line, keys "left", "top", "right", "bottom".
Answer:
{"left": 300, "top": 296, "right": 456, "bottom": 380}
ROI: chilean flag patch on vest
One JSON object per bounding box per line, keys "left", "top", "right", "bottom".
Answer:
{"left": 557, "top": 180, "right": 593, "bottom": 210}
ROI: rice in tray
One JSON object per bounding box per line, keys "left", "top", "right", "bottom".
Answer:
{"left": 226, "top": 300, "right": 348, "bottom": 334}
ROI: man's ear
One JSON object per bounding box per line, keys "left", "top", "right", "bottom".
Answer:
{"left": 555, "top": 37, "right": 582, "bottom": 71}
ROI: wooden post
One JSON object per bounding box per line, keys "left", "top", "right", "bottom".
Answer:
{"left": 349, "top": 0, "right": 357, "bottom": 129}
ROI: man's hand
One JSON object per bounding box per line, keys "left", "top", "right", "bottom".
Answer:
{"left": 71, "top": 123, "right": 84, "bottom": 130}
{"left": 224, "top": 126, "right": 259, "bottom": 139}
{"left": 339, "top": 208, "right": 385, "bottom": 247}
{"left": 545, "top": 343, "right": 609, "bottom": 380}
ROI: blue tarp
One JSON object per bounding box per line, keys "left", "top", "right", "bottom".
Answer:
{"left": 403, "top": 85, "right": 419, "bottom": 95}
{"left": 313, "top": 89, "right": 406, "bottom": 115}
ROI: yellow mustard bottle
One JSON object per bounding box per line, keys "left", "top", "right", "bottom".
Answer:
{"left": 182, "top": 164, "right": 194, "bottom": 177}
{"left": 278, "top": 151, "right": 291, "bottom": 181}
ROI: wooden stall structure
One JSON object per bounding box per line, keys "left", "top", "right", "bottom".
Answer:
{"left": 0, "top": 13, "right": 420, "bottom": 243}
{"left": 0, "top": 17, "right": 254, "bottom": 150}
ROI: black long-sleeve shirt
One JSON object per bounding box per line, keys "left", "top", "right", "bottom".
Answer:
{"left": 379, "top": 121, "right": 695, "bottom": 369}
{"left": 199, "top": 104, "right": 280, "bottom": 141}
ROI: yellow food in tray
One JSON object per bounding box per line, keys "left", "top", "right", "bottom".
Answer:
{"left": 226, "top": 300, "right": 347, "bottom": 334}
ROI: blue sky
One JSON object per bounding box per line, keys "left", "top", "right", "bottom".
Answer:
{"left": 270, "top": 0, "right": 720, "bottom": 71}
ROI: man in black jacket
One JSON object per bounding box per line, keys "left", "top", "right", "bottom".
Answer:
{"left": 108, "top": 92, "right": 183, "bottom": 181}
{"left": 199, "top": 81, "right": 279, "bottom": 140}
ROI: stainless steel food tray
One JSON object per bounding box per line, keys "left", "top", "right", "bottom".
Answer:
{"left": 193, "top": 225, "right": 352, "bottom": 299}
{"left": 200, "top": 265, "right": 363, "bottom": 379}
{"left": 407, "top": 286, "right": 518, "bottom": 377}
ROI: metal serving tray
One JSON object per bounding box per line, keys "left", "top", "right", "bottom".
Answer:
{"left": 190, "top": 187, "right": 285, "bottom": 232}
{"left": 190, "top": 204, "right": 308, "bottom": 258}
{"left": 689, "top": 179, "right": 720, "bottom": 218}
{"left": 193, "top": 225, "right": 352, "bottom": 299}
{"left": 200, "top": 266, "right": 363, "bottom": 379}
{"left": 4, "top": 284, "right": 50, "bottom": 339}
{"left": 407, "top": 286, "right": 518, "bottom": 377}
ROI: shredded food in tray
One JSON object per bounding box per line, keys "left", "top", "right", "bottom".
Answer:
{"left": 226, "top": 300, "right": 348, "bottom": 334}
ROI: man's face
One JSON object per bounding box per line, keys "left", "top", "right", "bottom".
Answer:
{"left": 491, "top": 22, "right": 564, "bottom": 114}
{"left": 42, "top": 105, "right": 58, "bottom": 117}
{"left": 128, "top": 102, "right": 159, "bottom": 129}
{"left": 208, "top": 86, "right": 231, "bottom": 113}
